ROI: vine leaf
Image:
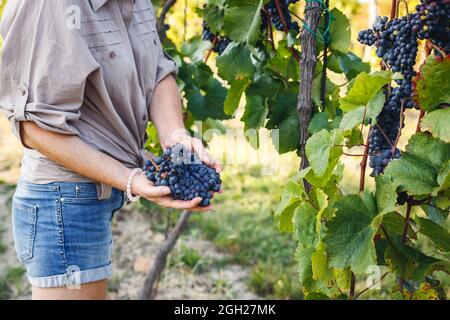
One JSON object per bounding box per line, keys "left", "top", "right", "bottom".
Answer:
{"left": 328, "top": 52, "right": 370, "bottom": 80}
{"left": 294, "top": 203, "right": 320, "bottom": 248}
{"left": 375, "top": 175, "right": 399, "bottom": 215}
{"left": 309, "top": 112, "right": 329, "bottom": 134}
{"left": 246, "top": 72, "right": 283, "bottom": 98}
{"left": 266, "top": 92, "right": 300, "bottom": 154}
{"left": 421, "top": 108, "right": 450, "bottom": 143}
{"left": 385, "top": 133, "right": 450, "bottom": 195}
{"left": 224, "top": 78, "right": 250, "bottom": 115}
{"left": 328, "top": 8, "right": 351, "bottom": 53}
{"left": 413, "top": 55, "right": 450, "bottom": 112}
{"left": 305, "top": 129, "right": 344, "bottom": 177}
{"left": 339, "top": 71, "right": 393, "bottom": 112}
{"left": 217, "top": 43, "right": 255, "bottom": 82}
{"left": 385, "top": 237, "right": 441, "bottom": 282}
{"left": 325, "top": 192, "right": 379, "bottom": 275}
{"left": 202, "top": 0, "right": 227, "bottom": 33}
{"left": 415, "top": 217, "right": 450, "bottom": 252}
{"left": 274, "top": 178, "right": 305, "bottom": 233}
{"left": 241, "top": 95, "right": 269, "bottom": 130}
{"left": 381, "top": 212, "right": 417, "bottom": 239}
{"left": 223, "top": 0, "right": 266, "bottom": 45}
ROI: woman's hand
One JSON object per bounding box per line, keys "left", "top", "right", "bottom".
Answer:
{"left": 131, "top": 171, "right": 214, "bottom": 212}
{"left": 162, "top": 134, "right": 223, "bottom": 173}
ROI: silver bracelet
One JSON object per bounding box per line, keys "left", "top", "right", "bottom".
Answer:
{"left": 127, "top": 168, "right": 142, "bottom": 202}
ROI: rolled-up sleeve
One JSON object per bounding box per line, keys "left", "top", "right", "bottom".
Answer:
{"left": 155, "top": 41, "right": 178, "bottom": 85}
{"left": 0, "top": 0, "right": 98, "bottom": 143}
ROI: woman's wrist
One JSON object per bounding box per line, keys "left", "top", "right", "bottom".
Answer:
{"left": 127, "top": 168, "right": 143, "bottom": 202}
{"left": 159, "top": 128, "right": 190, "bottom": 149}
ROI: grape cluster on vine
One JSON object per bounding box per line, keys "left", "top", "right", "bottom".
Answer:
{"left": 415, "top": 0, "right": 450, "bottom": 55}
{"left": 202, "top": 21, "right": 231, "bottom": 55}
{"left": 357, "top": 1, "right": 449, "bottom": 176}
{"left": 143, "top": 144, "right": 222, "bottom": 207}
{"left": 263, "top": 0, "right": 300, "bottom": 32}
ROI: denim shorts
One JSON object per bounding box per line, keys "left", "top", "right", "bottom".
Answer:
{"left": 12, "top": 180, "right": 125, "bottom": 288}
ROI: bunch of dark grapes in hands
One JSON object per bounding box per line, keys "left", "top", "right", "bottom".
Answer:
{"left": 202, "top": 21, "right": 231, "bottom": 55}
{"left": 262, "top": 0, "right": 300, "bottom": 32}
{"left": 143, "top": 144, "right": 222, "bottom": 207}
{"left": 357, "top": 1, "right": 449, "bottom": 176}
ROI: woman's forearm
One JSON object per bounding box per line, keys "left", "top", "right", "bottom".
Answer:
{"left": 149, "top": 75, "right": 187, "bottom": 148}
{"left": 20, "top": 121, "right": 131, "bottom": 191}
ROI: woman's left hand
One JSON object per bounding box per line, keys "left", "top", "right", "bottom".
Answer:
{"left": 162, "top": 134, "right": 223, "bottom": 173}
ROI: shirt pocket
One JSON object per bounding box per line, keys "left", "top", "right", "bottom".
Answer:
{"left": 12, "top": 199, "right": 38, "bottom": 263}
{"left": 81, "top": 18, "right": 125, "bottom": 64}
{"left": 131, "top": 7, "right": 159, "bottom": 85}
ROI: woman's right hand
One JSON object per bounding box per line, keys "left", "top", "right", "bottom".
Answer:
{"left": 131, "top": 171, "right": 214, "bottom": 212}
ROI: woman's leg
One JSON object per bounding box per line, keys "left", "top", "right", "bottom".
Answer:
{"left": 32, "top": 280, "right": 108, "bottom": 300}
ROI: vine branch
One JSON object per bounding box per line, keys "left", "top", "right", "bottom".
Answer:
{"left": 157, "top": 0, "right": 178, "bottom": 42}
{"left": 297, "top": 0, "right": 323, "bottom": 192}
{"left": 140, "top": 210, "right": 193, "bottom": 300}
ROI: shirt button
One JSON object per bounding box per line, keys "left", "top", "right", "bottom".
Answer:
{"left": 20, "top": 88, "right": 26, "bottom": 96}
{"left": 109, "top": 51, "right": 116, "bottom": 59}
{"left": 143, "top": 115, "right": 147, "bottom": 122}
{"left": 153, "top": 39, "right": 157, "bottom": 45}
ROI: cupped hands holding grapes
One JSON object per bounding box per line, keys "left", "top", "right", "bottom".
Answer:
{"left": 131, "top": 135, "right": 223, "bottom": 213}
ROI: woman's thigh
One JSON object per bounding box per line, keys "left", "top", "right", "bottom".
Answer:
{"left": 12, "top": 180, "right": 124, "bottom": 297}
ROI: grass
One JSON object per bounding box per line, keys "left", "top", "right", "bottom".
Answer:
{"left": 188, "top": 160, "right": 305, "bottom": 299}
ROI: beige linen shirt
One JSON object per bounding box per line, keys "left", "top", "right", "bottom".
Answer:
{"left": 0, "top": 0, "right": 177, "bottom": 184}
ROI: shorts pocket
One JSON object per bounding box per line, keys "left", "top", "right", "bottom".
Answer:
{"left": 12, "top": 199, "right": 38, "bottom": 263}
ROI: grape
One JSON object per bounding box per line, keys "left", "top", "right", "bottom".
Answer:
{"left": 416, "top": 0, "right": 450, "bottom": 55}
{"left": 264, "top": 0, "right": 300, "bottom": 32}
{"left": 357, "top": 0, "right": 450, "bottom": 176}
{"left": 143, "top": 144, "right": 222, "bottom": 207}
{"left": 202, "top": 21, "right": 231, "bottom": 55}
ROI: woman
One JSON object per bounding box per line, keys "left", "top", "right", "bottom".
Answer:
{"left": 0, "top": 0, "right": 220, "bottom": 300}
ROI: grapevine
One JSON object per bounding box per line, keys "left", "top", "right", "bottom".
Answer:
{"left": 358, "top": 0, "right": 450, "bottom": 175}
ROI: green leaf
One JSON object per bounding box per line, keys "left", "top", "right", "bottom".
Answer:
{"left": 294, "top": 203, "right": 319, "bottom": 248}
{"left": 325, "top": 192, "right": 379, "bottom": 275}
{"left": 216, "top": 43, "right": 255, "bottom": 82}
{"left": 246, "top": 72, "right": 283, "bottom": 98}
{"left": 375, "top": 175, "right": 399, "bottom": 215}
{"left": 185, "top": 78, "right": 229, "bottom": 120}
{"left": 337, "top": 52, "right": 371, "bottom": 80}
{"left": 224, "top": 78, "right": 250, "bottom": 115}
{"left": 382, "top": 212, "right": 417, "bottom": 239}
{"left": 306, "top": 129, "right": 344, "bottom": 177}
{"left": 413, "top": 55, "right": 450, "bottom": 111}
{"left": 223, "top": 0, "right": 265, "bottom": 45}
{"left": 267, "top": 92, "right": 300, "bottom": 154}
{"left": 202, "top": 0, "right": 226, "bottom": 33}
{"left": 328, "top": 9, "right": 351, "bottom": 53}
{"left": 309, "top": 112, "right": 330, "bottom": 134}
{"left": 339, "top": 71, "right": 392, "bottom": 112}
{"left": 275, "top": 178, "right": 305, "bottom": 232}
{"left": 421, "top": 203, "right": 449, "bottom": 226}
{"left": 241, "top": 95, "right": 268, "bottom": 130}
{"left": 340, "top": 106, "right": 365, "bottom": 131}
{"left": 266, "top": 55, "right": 299, "bottom": 82}
{"left": 385, "top": 133, "right": 450, "bottom": 195}
{"left": 421, "top": 108, "right": 450, "bottom": 143}
{"left": 181, "top": 36, "right": 213, "bottom": 63}
{"left": 416, "top": 217, "right": 450, "bottom": 251}
{"left": 385, "top": 237, "right": 441, "bottom": 281}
